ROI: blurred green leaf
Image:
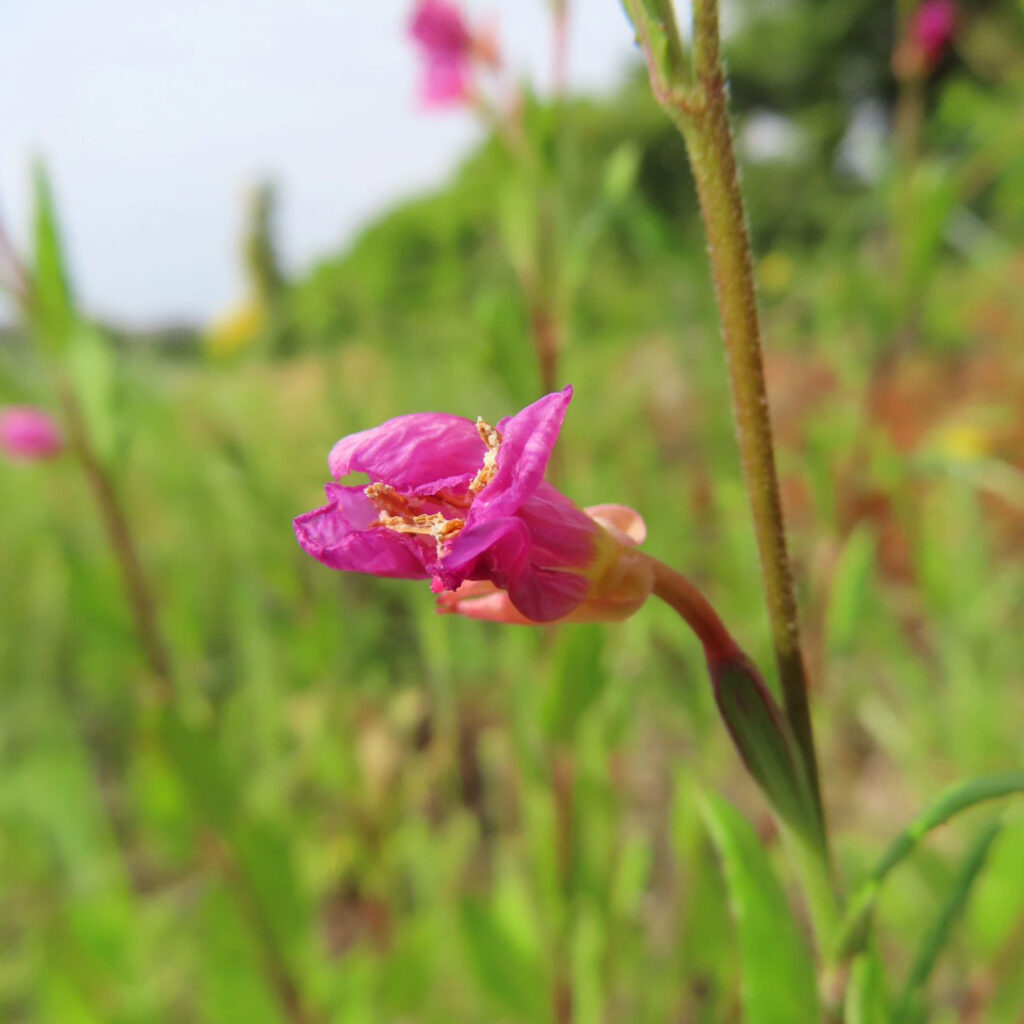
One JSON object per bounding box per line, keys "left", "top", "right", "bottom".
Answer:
{"left": 497, "top": 176, "right": 538, "bottom": 288}
{"left": 459, "top": 898, "right": 548, "bottom": 1022}
{"left": 233, "top": 820, "right": 310, "bottom": 958}
{"left": 844, "top": 946, "right": 889, "bottom": 1024}
{"left": 836, "top": 773, "right": 1024, "bottom": 959}
{"left": 199, "top": 887, "right": 286, "bottom": 1024}
{"left": 31, "top": 160, "right": 76, "bottom": 354}
{"left": 541, "top": 623, "right": 606, "bottom": 744}
{"left": 893, "top": 817, "right": 1004, "bottom": 1024}
{"left": 701, "top": 792, "right": 821, "bottom": 1024}
{"left": 602, "top": 142, "right": 641, "bottom": 207}
{"left": 825, "top": 525, "right": 876, "bottom": 656}
{"left": 66, "top": 323, "right": 119, "bottom": 464}
{"left": 158, "top": 710, "right": 238, "bottom": 825}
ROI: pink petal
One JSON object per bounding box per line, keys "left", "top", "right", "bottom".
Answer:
{"left": 472, "top": 386, "right": 572, "bottom": 519}
{"left": 438, "top": 515, "right": 529, "bottom": 592}
{"left": 328, "top": 412, "right": 484, "bottom": 495}
{"left": 293, "top": 484, "right": 432, "bottom": 578}
{"left": 419, "top": 58, "right": 471, "bottom": 108}
{"left": 585, "top": 504, "right": 647, "bottom": 545}
{"left": 409, "top": 0, "right": 472, "bottom": 60}
{"left": 436, "top": 581, "right": 535, "bottom": 624}
{"left": 0, "top": 406, "right": 63, "bottom": 462}
{"left": 439, "top": 512, "right": 591, "bottom": 623}
{"left": 507, "top": 566, "right": 591, "bottom": 623}
{"left": 515, "top": 481, "right": 599, "bottom": 568}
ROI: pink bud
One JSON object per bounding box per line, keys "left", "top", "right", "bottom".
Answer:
{"left": 0, "top": 405, "right": 63, "bottom": 462}
{"left": 895, "top": 0, "right": 956, "bottom": 77}
{"left": 912, "top": 0, "right": 956, "bottom": 67}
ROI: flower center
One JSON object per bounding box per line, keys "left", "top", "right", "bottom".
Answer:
{"left": 365, "top": 418, "right": 503, "bottom": 557}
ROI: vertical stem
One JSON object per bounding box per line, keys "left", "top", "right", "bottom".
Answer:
{"left": 59, "top": 385, "right": 175, "bottom": 699}
{"left": 642, "top": 0, "right": 823, "bottom": 813}
{"left": 552, "top": 748, "right": 574, "bottom": 1024}
{"left": 57, "top": 382, "right": 319, "bottom": 1024}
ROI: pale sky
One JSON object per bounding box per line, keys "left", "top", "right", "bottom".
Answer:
{"left": 0, "top": 1, "right": 637, "bottom": 327}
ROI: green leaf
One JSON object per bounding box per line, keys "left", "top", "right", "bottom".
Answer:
{"left": 836, "top": 773, "right": 1024, "bottom": 959}
{"left": 825, "top": 525, "right": 876, "bottom": 656}
{"left": 158, "top": 709, "right": 238, "bottom": 825}
{"left": 893, "top": 818, "right": 1004, "bottom": 1023}
{"left": 66, "top": 323, "right": 119, "bottom": 464}
{"left": 602, "top": 142, "right": 641, "bottom": 206}
{"left": 701, "top": 793, "right": 821, "bottom": 1024}
{"left": 31, "top": 159, "right": 76, "bottom": 354}
{"left": 459, "top": 898, "right": 548, "bottom": 1022}
{"left": 844, "top": 947, "right": 889, "bottom": 1024}
{"left": 232, "top": 820, "right": 310, "bottom": 957}
{"left": 541, "top": 623, "right": 606, "bottom": 744}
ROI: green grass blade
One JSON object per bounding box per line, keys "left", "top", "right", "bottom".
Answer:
{"left": 31, "top": 159, "right": 77, "bottom": 353}
{"left": 893, "top": 817, "right": 1004, "bottom": 1023}
{"left": 702, "top": 792, "right": 821, "bottom": 1024}
{"left": 836, "top": 773, "right": 1024, "bottom": 959}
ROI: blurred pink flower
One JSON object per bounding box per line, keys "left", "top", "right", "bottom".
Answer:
{"left": 408, "top": 0, "right": 500, "bottom": 109}
{"left": 912, "top": 0, "right": 956, "bottom": 66}
{"left": 896, "top": 0, "right": 956, "bottom": 76}
{"left": 409, "top": 0, "right": 474, "bottom": 108}
{"left": 294, "top": 387, "right": 654, "bottom": 624}
{"left": 0, "top": 405, "right": 62, "bottom": 462}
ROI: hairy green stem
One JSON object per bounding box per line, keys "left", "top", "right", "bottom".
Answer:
{"left": 624, "top": 0, "right": 823, "bottom": 819}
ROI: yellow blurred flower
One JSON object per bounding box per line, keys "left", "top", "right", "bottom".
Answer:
{"left": 932, "top": 422, "right": 994, "bottom": 462}
{"left": 205, "top": 297, "right": 266, "bottom": 357}
{"left": 758, "top": 250, "right": 794, "bottom": 296}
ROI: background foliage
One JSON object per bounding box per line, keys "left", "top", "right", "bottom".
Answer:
{"left": 2, "top": 0, "right": 1023, "bottom": 1020}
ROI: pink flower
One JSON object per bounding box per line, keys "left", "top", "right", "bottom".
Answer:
{"left": 408, "top": 0, "right": 497, "bottom": 109}
{"left": 895, "top": 0, "right": 956, "bottom": 76}
{"left": 912, "top": 0, "right": 956, "bottom": 66}
{"left": 294, "top": 387, "right": 654, "bottom": 624}
{"left": 0, "top": 405, "right": 63, "bottom": 462}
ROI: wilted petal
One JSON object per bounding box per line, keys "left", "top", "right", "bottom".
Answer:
{"left": 585, "top": 504, "right": 647, "bottom": 545}
{"left": 328, "top": 412, "right": 483, "bottom": 494}
{"left": 475, "top": 386, "right": 572, "bottom": 519}
{"left": 438, "top": 515, "right": 529, "bottom": 592}
{"left": 515, "top": 481, "right": 600, "bottom": 567}
{"left": 507, "top": 565, "right": 591, "bottom": 623}
{"left": 436, "top": 580, "right": 535, "bottom": 624}
{"left": 293, "top": 484, "right": 431, "bottom": 578}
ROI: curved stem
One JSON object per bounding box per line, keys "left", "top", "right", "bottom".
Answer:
{"left": 646, "top": 555, "right": 739, "bottom": 662}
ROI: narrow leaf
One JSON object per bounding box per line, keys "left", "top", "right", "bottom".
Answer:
{"left": 459, "top": 898, "right": 548, "bottom": 1022}
{"left": 836, "top": 772, "right": 1024, "bottom": 959}
{"left": 31, "top": 160, "right": 76, "bottom": 353}
{"left": 893, "top": 817, "right": 1004, "bottom": 1023}
{"left": 702, "top": 792, "right": 821, "bottom": 1024}
{"left": 541, "top": 623, "right": 606, "bottom": 744}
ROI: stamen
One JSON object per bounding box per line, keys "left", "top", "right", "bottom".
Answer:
{"left": 366, "top": 482, "right": 465, "bottom": 556}
{"left": 469, "top": 417, "right": 502, "bottom": 493}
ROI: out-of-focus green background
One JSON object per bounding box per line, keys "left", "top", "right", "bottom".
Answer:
{"left": 2, "top": 1, "right": 1023, "bottom": 1021}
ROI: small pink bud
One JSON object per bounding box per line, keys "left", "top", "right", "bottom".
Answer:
{"left": 0, "top": 405, "right": 63, "bottom": 462}
{"left": 895, "top": 0, "right": 956, "bottom": 77}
